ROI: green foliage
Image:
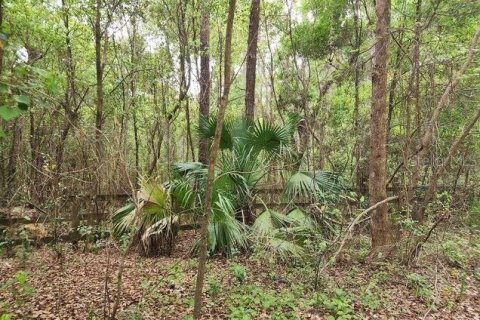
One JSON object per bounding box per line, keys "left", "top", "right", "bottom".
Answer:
{"left": 226, "top": 284, "right": 300, "bottom": 319}
{"left": 290, "top": 0, "right": 350, "bottom": 58}
{"left": 112, "top": 180, "right": 172, "bottom": 239}
{"left": 314, "top": 288, "right": 354, "bottom": 320}
{"left": 441, "top": 239, "right": 467, "bottom": 268}
{"left": 360, "top": 275, "right": 385, "bottom": 311}
{"left": 0, "top": 271, "right": 35, "bottom": 315}
{"left": 0, "top": 105, "right": 25, "bottom": 121}
{"left": 406, "top": 273, "right": 432, "bottom": 302}
{"left": 467, "top": 199, "right": 480, "bottom": 231}
{"left": 207, "top": 276, "right": 221, "bottom": 296}
{"left": 230, "top": 262, "right": 247, "bottom": 284}
{"left": 250, "top": 209, "right": 318, "bottom": 260}
{"left": 283, "top": 171, "right": 344, "bottom": 202}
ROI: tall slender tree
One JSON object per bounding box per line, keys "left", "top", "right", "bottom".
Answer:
{"left": 94, "top": 0, "right": 104, "bottom": 161}
{"left": 369, "top": 0, "right": 394, "bottom": 250}
{"left": 244, "top": 0, "right": 260, "bottom": 121}
{"left": 198, "top": 6, "right": 210, "bottom": 164}
{"left": 193, "top": 0, "right": 237, "bottom": 317}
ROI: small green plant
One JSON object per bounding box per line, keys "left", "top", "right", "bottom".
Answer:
{"left": 474, "top": 271, "right": 480, "bottom": 281}
{"left": 118, "top": 309, "right": 142, "bottom": 320}
{"left": 457, "top": 271, "right": 468, "bottom": 301}
{"left": 406, "top": 273, "right": 432, "bottom": 302}
{"left": 207, "top": 276, "right": 221, "bottom": 296}
{"left": 0, "top": 270, "right": 35, "bottom": 315}
{"left": 361, "top": 279, "right": 381, "bottom": 311}
{"left": 227, "top": 284, "right": 299, "bottom": 319}
{"left": 467, "top": 199, "right": 480, "bottom": 231}
{"left": 230, "top": 262, "right": 247, "bottom": 284}
{"left": 0, "top": 229, "right": 13, "bottom": 257}
{"left": 315, "top": 288, "right": 354, "bottom": 320}
{"left": 441, "top": 239, "right": 467, "bottom": 268}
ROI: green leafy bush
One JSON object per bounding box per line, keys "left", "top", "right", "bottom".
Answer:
{"left": 441, "top": 239, "right": 467, "bottom": 268}
{"left": 314, "top": 288, "right": 354, "bottom": 320}
{"left": 406, "top": 273, "right": 432, "bottom": 301}
{"left": 230, "top": 262, "right": 247, "bottom": 284}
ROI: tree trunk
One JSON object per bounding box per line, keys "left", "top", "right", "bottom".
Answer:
{"left": 193, "top": 0, "right": 236, "bottom": 317}
{"left": 198, "top": 8, "right": 210, "bottom": 164}
{"left": 0, "top": 0, "right": 4, "bottom": 75}
{"left": 244, "top": 0, "right": 260, "bottom": 121}
{"left": 402, "top": 0, "right": 422, "bottom": 213}
{"left": 94, "top": 0, "right": 104, "bottom": 162}
{"left": 369, "top": 0, "right": 394, "bottom": 250}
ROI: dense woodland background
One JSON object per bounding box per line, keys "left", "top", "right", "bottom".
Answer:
{"left": 0, "top": 0, "right": 479, "bottom": 319}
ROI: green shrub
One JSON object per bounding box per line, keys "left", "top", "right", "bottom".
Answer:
{"left": 315, "top": 288, "right": 354, "bottom": 320}
{"left": 207, "top": 276, "right": 221, "bottom": 296}
{"left": 406, "top": 273, "right": 432, "bottom": 302}
{"left": 441, "top": 239, "right": 467, "bottom": 268}
{"left": 230, "top": 262, "right": 247, "bottom": 283}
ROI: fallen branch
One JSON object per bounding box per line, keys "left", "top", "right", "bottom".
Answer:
{"left": 315, "top": 196, "right": 398, "bottom": 285}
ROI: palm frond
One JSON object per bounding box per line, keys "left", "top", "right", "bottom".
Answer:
{"left": 288, "top": 208, "right": 317, "bottom": 230}
{"left": 261, "top": 236, "right": 305, "bottom": 260}
{"left": 138, "top": 181, "right": 169, "bottom": 208}
{"left": 112, "top": 202, "right": 137, "bottom": 237}
{"left": 173, "top": 162, "right": 205, "bottom": 176}
{"left": 309, "top": 171, "right": 344, "bottom": 194}
{"left": 284, "top": 171, "right": 319, "bottom": 200}
{"left": 283, "top": 171, "right": 344, "bottom": 201}
{"left": 112, "top": 181, "right": 172, "bottom": 240}
{"left": 251, "top": 209, "right": 294, "bottom": 238}
{"left": 249, "top": 120, "right": 291, "bottom": 154}
{"left": 198, "top": 114, "right": 234, "bottom": 150}
{"left": 192, "top": 193, "right": 248, "bottom": 256}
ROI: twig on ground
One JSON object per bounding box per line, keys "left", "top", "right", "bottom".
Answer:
{"left": 314, "top": 196, "right": 398, "bottom": 287}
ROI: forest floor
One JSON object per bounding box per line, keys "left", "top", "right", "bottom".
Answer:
{"left": 1, "top": 229, "right": 479, "bottom": 320}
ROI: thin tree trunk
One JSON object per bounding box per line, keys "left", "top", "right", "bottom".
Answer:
{"left": 369, "top": 0, "right": 394, "bottom": 250}
{"left": 244, "top": 0, "right": 260, "bottom": 121}
{"left": 94, "top": 0, "right": 104, "bottom": 161}
{"left": 0, "top": 0, "right": 4, "bottom": 75}
{"left": 198, "top": 8, "right": 210, "bottom": 164}
{"left": 351, "top": 0, "right": 364, "bottom": 193}
{"left": 193, "top": 0, "right": 236, "bottom": 317}
{"left": 402, "top": 0, "right": 423, "bottom": 212}
{"left": 130, "top": 12, "right": 139, "bottom": 186}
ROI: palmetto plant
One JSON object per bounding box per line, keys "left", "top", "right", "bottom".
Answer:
{"left": 250, "top": 208, "right": 318, "bottom": 259}
{"left": 112, "top": 115, "right": 344, "bottom": 257}
{"left": 112, "top": 180, "right": 178, "bottom": 256}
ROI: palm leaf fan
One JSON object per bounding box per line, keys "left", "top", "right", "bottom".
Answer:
{"left": 198, "top": 114, "right": 234, "bottom": 150}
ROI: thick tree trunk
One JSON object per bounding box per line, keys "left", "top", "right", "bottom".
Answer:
{"left": 193, "top": 0, "right": 236, "bottom": 317}
{"left": 244, "top": 0, "right": 260, "bottom": 121}
{"left": 369, "top": 0, "right": 394, "bottom": 250}
{"left": 198, "top": 9, "right": 210, "bottom": 164}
